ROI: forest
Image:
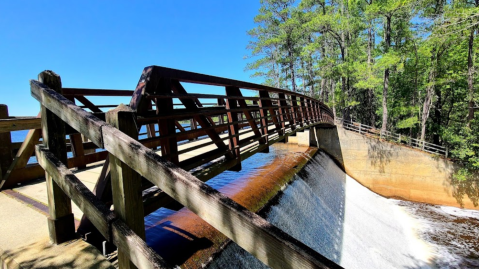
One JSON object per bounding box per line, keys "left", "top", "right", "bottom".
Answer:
{"left": 246, "top": 0, "right": 478, "bottom": 179}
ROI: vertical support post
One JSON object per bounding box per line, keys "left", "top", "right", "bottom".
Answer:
{"left": 225, "top": 87, "right": 241, "bottom": 171}
{"left": 70, "top": 133, "right": 86, "bottom": 169}
{"left": 0, "top": 105, "right": 12, "bottom": 181}
{"left": 156, "top": 78, "right": 179, "bottom": 164}
{"left": 359, "top": 123, "right": 362, "bottom": 134}
{"left": 39, "top": 70, "right": 75, "bottom": 244}
{"left": 291, "top": 96, "right": 302, "bottom": 128}
{"left": 107, "top": 105, "right": 145, "bottom": 269}
{"left": 277, "top": 93, "right": 287, "bottom": 135}
{"left": 445, "top": 146, "right": 448, "bottom": 158}
{"left": 307, "top": 99, "right": 313, "bottom": 123}
{"left": 260, "top": 91, "right": 282, "bottom": 137}
{"left": 299, "top": 97, "right": 306, "bottom": 126}
{"left": 258, "top": 92, "right": 269, "bottom": 153}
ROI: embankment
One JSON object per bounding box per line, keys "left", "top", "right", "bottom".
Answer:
{"left": 314, "top": 125, "right": 479, "bottom": 209}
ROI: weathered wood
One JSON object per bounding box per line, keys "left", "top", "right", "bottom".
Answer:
{"left": 70, "top": 133, "right": 86, "bottom": 169}
{"left": 62, "top": 88, "right": 134, "bottom": 97}
{"left": 31, "top": 80, "right": 106, "bottom": 148}
{"left": 0, "top": 105, "right": 12, "bottom": 182}
{"left": 36, "top": 145, "right": 171, "bottom": 269}
{"left": 107, "top": 105, "right": 145, "bottom": 269}
{"left": 0, "top": 125, "right": 42, "bottom": 189}
{"left": 0, "top": 116, "right": 42, "bottom": 133}
{"left": 36, "top": 145, "right": 113, "bottom": 240}
{"left": 225, "top": 86, "right": 241, "bottom": 171}
{"left": 101, "top": 123, "right": 340, "bottom": 269}
{"left": 38, "top": 70, "right": 76, "bottom": 244}
{"left": 156, "top": 78, "right": 179, "bottom": 164}
{"left": 74, "top": 96, "right": 103, "bottom": 113}
{"left": 1, "top": 164, "right": 45, "bottom": 188}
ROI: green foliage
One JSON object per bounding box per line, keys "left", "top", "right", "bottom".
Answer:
{"left": 247, "top": 0, "right": 478, "bottom": 179}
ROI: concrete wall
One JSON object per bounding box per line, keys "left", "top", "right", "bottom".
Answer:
{"left": 312, "top": 125, "right": 479, "bottom": 210}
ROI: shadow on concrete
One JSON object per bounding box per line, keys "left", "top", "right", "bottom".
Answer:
{"left": 365, "top": 138, "right": 393, "bottom": 174}
{"left": 0, "top": 238, "right": 113, "bottom": 269}
{"left": 448, "top": 171, "right": 479, "bottom": 207}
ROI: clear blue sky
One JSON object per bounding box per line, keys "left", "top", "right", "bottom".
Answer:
{"left": 0, "top": 1, "right": 261, "bottom": 116}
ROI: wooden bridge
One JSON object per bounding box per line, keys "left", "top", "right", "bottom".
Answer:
{"left": 2, "top": 66, "right": 338, "bottom": 269}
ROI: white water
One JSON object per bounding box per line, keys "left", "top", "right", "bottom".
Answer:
{"left": 208, "top": 151, "right": 433, "bottom": 269}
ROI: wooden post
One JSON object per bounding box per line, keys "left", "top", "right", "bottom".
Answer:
{"left": 39, "top": 71, "right": 75, "bottom": 244}
{"left": 0, "top": 105, "right": 12, "bottom": 181}
{"left": 359, "top": 123, "right": 362, "bottom": 134}
{"left": 70, "top": 133, "right": 86, "bottom": 169}
{"left": 157, "top": 78, "right": 179, "bottom": 164}
{"left": 225, "top": 87, "right": 241, "bottom": 171}
{"left": 107, "top": 105, "right": 145, "bottom": 269}
{"left": 258, "top": 92, "right": 270, "bottom": 153}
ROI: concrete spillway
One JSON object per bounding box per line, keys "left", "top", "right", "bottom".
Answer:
{"left": 208, "top": 151, "right": 434, "bottom": 269}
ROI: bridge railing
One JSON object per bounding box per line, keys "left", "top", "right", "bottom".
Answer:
{"left": 129, "top": 66, "right": 334, "bottom": 172}
{"left": 31, "top": 69, "right": 340, "bottom": 269}
{"left": 0, "top": 87, "right": 134, "bottom": 190}
{"left": 336, "top": 117, "right": 448, "bottom": 157}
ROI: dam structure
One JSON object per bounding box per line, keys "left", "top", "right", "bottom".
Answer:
{"left": 0, "top": 66, "right": 475, "bottom": 268}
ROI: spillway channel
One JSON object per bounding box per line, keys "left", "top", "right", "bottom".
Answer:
{"left": 145, "top": 143, "right": 477, "bottom": 268}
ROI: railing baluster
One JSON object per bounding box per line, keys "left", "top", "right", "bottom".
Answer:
{"left": 0, "top": 105, "right": 12, "bottom": 181}
{"left": 107, "top": 105, "right": 146, "bottom": 269}
{"left": 225, "top": 86, "right": 241, "bottom": 171}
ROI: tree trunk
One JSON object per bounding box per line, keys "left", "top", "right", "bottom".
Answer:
{"left": 467, "top": 25, "right": 475, "bottom": 126}
{"left": 367, "top": 21, "right": 375, "bottom": 126}
{"left": 288, "top": 41, "right": 297, "bottom": 92}
{"left": 421, "top": 54, "right": 437, "bottom": 141}
{"left": 381, "top": 15, "right": 392, "bottom": 134}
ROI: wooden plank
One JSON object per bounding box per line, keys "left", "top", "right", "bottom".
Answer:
{"left": 0, "top": 105, "right": 12, "bottom": 182}
{"left": 38, "top": 70, "right": 76, "bottom": 244}
{"left": 146, "top": 66, "right": 324, "bottom": 102}
{"left": 0, "top": 117, "right": 42, "bottom": 133}
{"left": 101, "top": 123, "right": 340, "bottom": 269}
{"left": 62, "top": 88, "right": 134, "bottom": 97}
{"left": 31, "top": 80, "right": 106, "bottom": 148}
{"left": 107, "top": 105, "right": 145, "bottom": 269}
{"left": 74, "top": 96, "right": 103, "bottom": 113}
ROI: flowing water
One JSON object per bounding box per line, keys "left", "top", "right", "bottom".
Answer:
{"left": 208, "top": 151, "right": 435, "bottom": 269}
